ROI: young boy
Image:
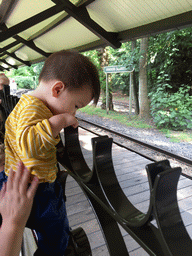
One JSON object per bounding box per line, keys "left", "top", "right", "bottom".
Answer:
{"left": 2, "top": 50, "right": 100, "bottom": 256}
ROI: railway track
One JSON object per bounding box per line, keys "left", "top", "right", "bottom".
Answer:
{"left": 77, "top": 117, "right": 192, "bottom": 180}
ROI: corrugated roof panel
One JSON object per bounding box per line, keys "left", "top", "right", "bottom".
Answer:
{"left": 6, "top": 0, "right": 55, "bottom": 27}
{"left": 1, "top": 0, "right": 192, "bottom": 69}
{"left": 158, "top": 0, "right": 186, "bottom": 14}
{"left": 16, "top": 12, "right": 65, "bottom": 41}
{"left": 88, "top": 0, "right": 192, "bottom": 31}
{"left": 0, "top": 38, "right": 15, "bottom": 47}
{"left": 15, "top": 46, "right": 42, "bottom": 63}
{"left": 178, "top": 0, "right": 192, "bottom": 10}
{"left": 34, "top": 17, "right": 99, "bottom": 52}
{"left": 88, "top": 0, "right": 152, "bottom": 31}
{"left": 6, "top": 0, "right": 87, "bottom": 28}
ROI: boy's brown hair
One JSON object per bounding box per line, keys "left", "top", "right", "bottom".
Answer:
{"left": 39, "top": 50, "right": 100, "bottom": 104}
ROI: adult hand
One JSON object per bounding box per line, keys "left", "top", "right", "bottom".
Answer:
{"left": 0, "top": 161, "right": 39, "bottom": 229}
{"left": 0, "top": 162, "right": 39, "bottom": 256}
{"left": 0, "top": 73, "right": 10, "bottom": 90}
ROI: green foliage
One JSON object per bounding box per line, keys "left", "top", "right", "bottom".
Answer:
{"left": 107, "top": 42, "right": 140, "bottom": 94}
{"left": 14, "top": 76, "right": 35, "bottom": 89}
{"left": 148, "top": 27, "right": 192, "bottom": 93}
{"left": 78, "top": 105, "right": 152, "bottom": 129}
{"left": 5, "top": 62, "right": 44, "bottom": 89}
{"left": 149, "top": 84, "right": 192, "bottom": 130}
{"left": 110, "top": 73, "right": 130, "bottom": 94}
{"left": 83, "top": 49, "right": 105, "bottom": 89}
{"left": 3, "top": 30, "right": 192, "bottom": 131}
{"left": 108, "top": 41, "right": 140, "bottom": 71}
{"left": 83, "top": 49, "right": 114, "bottom": 107}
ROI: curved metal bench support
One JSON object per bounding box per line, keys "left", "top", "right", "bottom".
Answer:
{"left": 57, "top": 126, "right": 192, "bottom": 256}
{"left": 150, "top": 162, "right": 192, "bottom": 255}
{"left": 1, "top": 87, "right": 192, "bottom": 255}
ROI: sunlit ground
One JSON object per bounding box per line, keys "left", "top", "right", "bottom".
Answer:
{"left": 79, "top": 134, "right": 94, "bottom": 151}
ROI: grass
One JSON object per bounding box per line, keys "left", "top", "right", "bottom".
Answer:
{"left": 112, "top": 92, "right": 130, "bottom": 102}
{"left": 161, "top": 129, "right": 192, "bottom": 143}
{"left": 79, "top": 105, "right": 152, "bottom": 129}
{"left": 79, "top": 105, "right": 192, "bottom": 143}
{"left": 113, "top": 96, "right": 129, "bottom": 102}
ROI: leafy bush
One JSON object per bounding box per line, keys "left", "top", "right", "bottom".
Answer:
{"left": 149, "top": 84, "right": 192, "bottom": 130}
{"left": 14, "top": 76, "right": 35, "bottom": 89}
{"left": 111, "top": 73, "right": 130, "bottom": 95}
{"left": 148, "top": 28, "right": 192, "bottom": 94}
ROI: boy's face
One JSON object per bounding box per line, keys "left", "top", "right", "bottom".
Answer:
{"left": 51, "top": 84, "right": 93, "bottom": 116}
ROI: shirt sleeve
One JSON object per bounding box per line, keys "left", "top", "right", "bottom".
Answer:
{"left": 16, "top": 104, "right": 60, "bottom": 159}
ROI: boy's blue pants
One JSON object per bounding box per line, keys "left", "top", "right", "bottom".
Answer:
{"left": 0, "top": 171, "right": 70, "bottom": 256}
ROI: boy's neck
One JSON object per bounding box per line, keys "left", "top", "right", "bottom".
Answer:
{"left": 29, "top": 84, "right": 49, "bottom": 109}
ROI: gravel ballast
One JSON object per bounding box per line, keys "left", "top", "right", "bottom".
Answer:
{"left": 77, "top": 112, "right": 192, "bottom": 161}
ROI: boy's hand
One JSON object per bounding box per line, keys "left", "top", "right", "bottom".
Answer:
{"left": 49, "top": 113, "right": 79, "bottom": 138}
{"left": 0, "top": 162, "right": 39, "bottom": 229}
{"left": 63, "top": 113, "right": 79, "bottom": 129}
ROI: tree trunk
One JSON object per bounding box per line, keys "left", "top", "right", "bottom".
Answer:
{"left": 139, "top": 37, "right": 150, "bottom": 119}
{"left": 97, "top": 47, "right": 113, "bottom": 110}
{"left": 131, "top": 40, "right": 139, "bottom": 115}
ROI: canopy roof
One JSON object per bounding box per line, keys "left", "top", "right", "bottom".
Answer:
{"left": 0, "top": 0, "right": 192, "bottom": 70}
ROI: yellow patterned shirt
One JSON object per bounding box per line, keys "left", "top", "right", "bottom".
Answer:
{"left": 4, "top": 94, "right": 60, "bottom": 183}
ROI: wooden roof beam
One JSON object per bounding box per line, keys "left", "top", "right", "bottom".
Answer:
{"left": 120, "top": 10, "right": 192, "bottom": 41}
{"left": 5, "top": 51, "right": 30, "bottom": 66}
{"left": 0, "top": 65, "right": 9, "bottom": 71}
{"left": 0, "top": 40, "right": 20, "bottom": 54}
{"left": 0, "top": 0, "right": 18, "bottom": 24}
{"left": 52, "top": 0, "right": 121, "bottom": 49}
{"left": 13, "top": 35, "right": 51, "bottom": 58}
{"left": 0, "top": 1, "right": 97, "bottom": 68}
{"left": 0, "top": 24, "right": 50, "bottom": 58}
{"left": 0, "top": 4, "right": 66, "bottom": 43}
{"left": 0, "top": 58, "right": 17, "bottom": 69}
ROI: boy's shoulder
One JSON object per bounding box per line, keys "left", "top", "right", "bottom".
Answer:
{"left": 20, "top": 93, "right": 42, "bottom": 103}
{"left": 17, "top": 94, "right": 52, "bottom": 116}
{"left": 19, "top": 94, "right": 47, "bottom": 109}
{"left": 6, "top": 94, "right": 53, "bottom": 125}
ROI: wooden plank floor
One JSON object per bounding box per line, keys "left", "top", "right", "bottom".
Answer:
{"left": 65, "top": 127, "right": 192, "bottom": 256}
{"left": 22, "top": 127, "right": 192, "bottom": 255}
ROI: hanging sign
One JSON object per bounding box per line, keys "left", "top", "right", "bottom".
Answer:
{"left": 104, "top": 65, "right": 133, "bottom": 73}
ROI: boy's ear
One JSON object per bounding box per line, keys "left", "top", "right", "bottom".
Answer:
{"left": 52, "top": 82, "right": 65, "bottom": 97}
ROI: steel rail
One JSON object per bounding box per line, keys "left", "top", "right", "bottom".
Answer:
{"left": 79, "top": 122, "right": 156, "bottom": 163}
{"left": 77, "top": 117, "right": 192, "bottom": 167}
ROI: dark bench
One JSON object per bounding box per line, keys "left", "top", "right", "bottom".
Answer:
{"left": 1, "top": 85, "right": 192, "bottom": 255}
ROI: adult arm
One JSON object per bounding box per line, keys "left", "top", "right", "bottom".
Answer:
{"left": 0, "top": 162, "right": 39, "bottom": 256}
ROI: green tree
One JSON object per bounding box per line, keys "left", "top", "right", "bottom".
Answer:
{"left": 131, "top": 40, "right": 139, "bottom": 115}
{"left": 139, "top": 37, "right": 150, "bottom": 119}
{"left": 148, "top": 27, "right": 192, "bottom": 93}
{"left": 83, "top": 48, "right": 114, "bottom": 110}
{"left": 5, "top": 62, "right": 44, "bottom": 89}
{"left": 108, "top": 42, "right": 136, "bottom": 95}
{"left": 148, "top": 27, "right": 192, "bottom": 129}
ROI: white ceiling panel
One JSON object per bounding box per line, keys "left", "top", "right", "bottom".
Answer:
{"left": 0, "top": 0, "right": 192, "bottom": 70}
